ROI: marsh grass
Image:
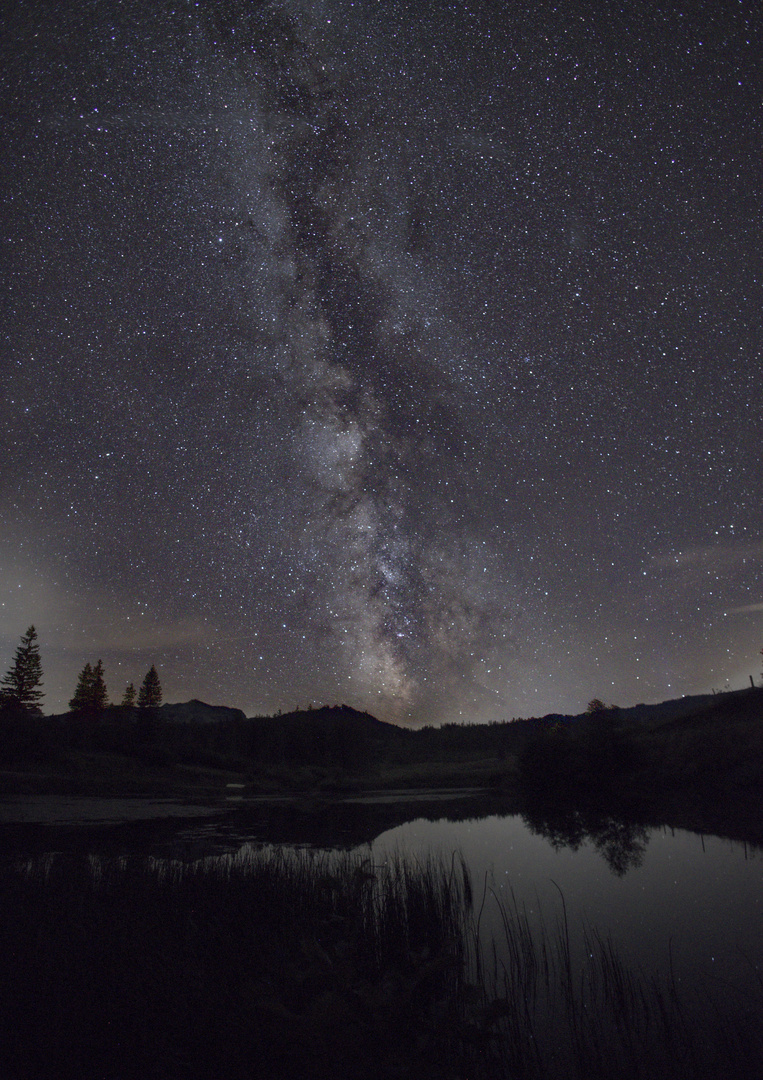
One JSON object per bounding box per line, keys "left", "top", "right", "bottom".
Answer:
{"left": 468, "top": 878, "right": 763, "bottom": 1080}
{"left": 0, "top": 848, "right": 483, "bottom": 1080}
{"left": 0, "top": 850, "right": 760, "bottom": 1079}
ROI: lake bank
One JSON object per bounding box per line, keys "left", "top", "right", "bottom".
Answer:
{"left": 2, "top": 781, "right": 763, "bottom": 869}
{"left": 2, "top": 687, "right": 763, "bottom": 850}
{"left": 4, "top": 763, "right": 763, "bottom": 854}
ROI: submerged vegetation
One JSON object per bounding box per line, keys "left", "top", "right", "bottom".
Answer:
{"left": 0, "top": 849, "right": 760, "bottom": 1080}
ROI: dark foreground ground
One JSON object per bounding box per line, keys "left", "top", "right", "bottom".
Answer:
{"left": 2, "top": 847, "right": 761, "bottom": 1080}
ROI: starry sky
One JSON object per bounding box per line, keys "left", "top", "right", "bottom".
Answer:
{"left": 1, "top": 0, "right": 762, "bottom": 725}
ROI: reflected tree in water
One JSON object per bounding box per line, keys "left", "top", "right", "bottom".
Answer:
{"left": 521, "top": 805, "right": 649, "bottom": 876}
{"left": 589, "top": 817, "right": 649, "bottom": 876}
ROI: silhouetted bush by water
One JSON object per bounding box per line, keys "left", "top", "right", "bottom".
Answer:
{"left": 517, "top": 712, "right": 640, "bottom": 799}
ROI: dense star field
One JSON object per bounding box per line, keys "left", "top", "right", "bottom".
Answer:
{"left": 1, "top": 1, "right": 761, "bottom": 724}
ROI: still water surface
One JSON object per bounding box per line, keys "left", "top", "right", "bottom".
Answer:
{"left": 365, "top": 814, "right": 762, "bottom": 992}
{"left": 1, "top": 794, "right": 760, "bottom": 995}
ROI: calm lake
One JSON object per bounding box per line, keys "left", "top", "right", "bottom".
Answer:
{"left": 1, "top": 792, "right": 761, "bottom": 1000}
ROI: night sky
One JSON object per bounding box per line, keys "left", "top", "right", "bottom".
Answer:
{"left": 2, "top": 1, "right": 762, "bottom": 725}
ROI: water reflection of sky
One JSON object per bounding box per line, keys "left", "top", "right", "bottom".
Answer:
{"left": 365, "top": 816, "right": 763, "bottom": 993}
{"left": 2, "top": 796, "right": 760, "bottom": 997}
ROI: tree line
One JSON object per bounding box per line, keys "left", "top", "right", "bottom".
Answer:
{"left": 0, "top": 626, "right": 162, "bottom": 716}
{"left": 69, "top": 659, "right": 162, "bottom": 714}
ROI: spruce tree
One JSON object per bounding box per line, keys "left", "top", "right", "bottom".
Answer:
{"left": 0, "top": 625, "right": 44, "bottom": 715}
{"left": 137, "top": 665, "right": 162, "bottom": 709}
{"left": 69, "top": 663, "right": 95, "bottom": 712}
{"left": 91, "top": 660, "right": 109, "bottom": 712}
{"left": 70, "top": 660, "right": 109, "bottom": 714}
{"left": 121, "top": 682, "right": 137, "bottom": 708}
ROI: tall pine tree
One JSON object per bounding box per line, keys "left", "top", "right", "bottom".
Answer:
{"left": 120, "top": 682, "right": 137, "bottom": 708}
{"left": 69, "top": 663, "right": 94, "bottom": 712}
{"left": 69, "top": 660, "right": 109, "bottom": 714}
{"left": 137, "top": 665, "right": 162, "bottom": 709}
{"left": 90, "top": 660, "right": 109, "bottom": 712}
{"left": 0, "top": 626, "right": 44, "bottom": 715}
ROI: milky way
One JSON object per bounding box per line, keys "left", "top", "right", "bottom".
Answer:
{"left": 1, "top": 1, "right": 762, "bottom": 723}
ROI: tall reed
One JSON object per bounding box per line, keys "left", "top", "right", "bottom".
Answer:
{"left": 0, "top": 848, "right": 483, "bottom": 1080}
{"left": 0, "top": 849, "right": 760, "bottom": 1079}
{"left": 469, "top": 881, "right": 763, "bottom": 1080}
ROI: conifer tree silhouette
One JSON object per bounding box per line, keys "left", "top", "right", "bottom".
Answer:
{"left": 138, "top": 665, "right": 162, "bottom": 709}
{"left": 0, "top": 626, "right": 44, "bottom": 714}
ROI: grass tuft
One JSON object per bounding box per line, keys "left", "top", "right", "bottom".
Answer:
{"left": 0, "top": 850, "right": 760, "bottom": 1079}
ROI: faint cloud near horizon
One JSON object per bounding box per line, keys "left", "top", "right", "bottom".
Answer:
{"left": 651, "top": 542, "right": 763, "bottom": 571}
{"left": 724, "top": 602, "right": 763, "bottom": 616}
{"left": 0, "top": 552, "right": 212, "bottom": 658}
{"left": 58, "top": 617, "right": 212, "bottom": 654}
